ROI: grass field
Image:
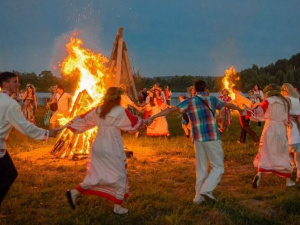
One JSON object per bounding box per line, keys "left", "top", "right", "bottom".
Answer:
{"left": 1, "top": 107, "right": 300, "bottom": 225}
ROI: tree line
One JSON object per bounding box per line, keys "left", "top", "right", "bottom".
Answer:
{"left": 135, "top": 53, "right": 300, "bottom": 93}
{"left": 2, "top": 52, "right": 300, "bottom": 94}
{"left": 6, "top": 70, "right": 79, "bottom": 93}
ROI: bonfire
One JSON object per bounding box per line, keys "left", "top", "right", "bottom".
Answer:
{"left": 51, "top": 34, "right": 111, "bottom": 160}
{"left": 221, "top": 66, "right": 239, "bottom": 100}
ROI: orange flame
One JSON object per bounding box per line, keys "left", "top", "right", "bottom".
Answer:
{"left": 221, "top": 66, "right": 239, "bottom": 99}
{"left": 56, "top": 35, "right": 110, "bottom": 157}
{"left": 62, "top": 36, "right": 109, "bottom": 111}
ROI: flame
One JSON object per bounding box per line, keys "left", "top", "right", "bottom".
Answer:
{"left": 221, "top": 66, "right": 239, "bottom": 99}
{"left": 55, "top": 34, "right": 110, "bottom": 157}
{"left": 62, "top": 36, "right": 109, "bottom": 110}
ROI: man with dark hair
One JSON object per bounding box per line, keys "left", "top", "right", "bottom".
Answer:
{"left": 232, "top": 85, "right": 259, "bottom": 145}
{"left": 146, "top": 79, "right": 244, "bottom": 203}
{"left": 0, "top": 72, "right": 59, "bottom": 214}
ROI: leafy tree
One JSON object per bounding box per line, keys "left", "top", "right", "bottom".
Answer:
{"left": 37, "top": 71, "right": 58, "bottom": 92}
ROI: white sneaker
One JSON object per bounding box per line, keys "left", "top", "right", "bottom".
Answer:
{"left": 286, "top": 179, "right": 295, "bottom": 187}
{"left": 113, "top": 204, "right": 129, "bottom": 215}
{"left": 193, "top": 195, "right": 206, "bottom": 204}
{"left": 200, "top": 192, "right": 218, "bottom": 202}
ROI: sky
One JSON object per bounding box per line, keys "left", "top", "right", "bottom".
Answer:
{"left": 0, "top": 0, "right": 300, "bottom": 77}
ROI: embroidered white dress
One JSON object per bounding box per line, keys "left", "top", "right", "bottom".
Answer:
{"left": 247, "top": 96, "right": 292, "bottom": 177}
{"left": 68, "top": 106, "right": 143, "bottom": 204}
{"left": 286, "top": 96, "right": 300, "bottom": 147}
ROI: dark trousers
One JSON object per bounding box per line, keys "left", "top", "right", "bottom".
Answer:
{"left": 239, "top": 116, "right": 259, "bottom": 143}
{"left": 0, "top": 151, "right": 18, "bottom": 206}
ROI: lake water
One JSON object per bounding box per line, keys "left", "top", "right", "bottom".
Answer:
{"left": 36, "top": 93, "right": 51, "bottom": 105}
{"left": 170, "top": 92, "right": 219, "bottom": 105}
{"left": 37, "top": 92, "right": 231, "bottom": 106}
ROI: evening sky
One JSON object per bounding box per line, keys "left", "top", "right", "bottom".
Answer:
{"left": 0, "top": 0, "right": 299, "bottom": 77}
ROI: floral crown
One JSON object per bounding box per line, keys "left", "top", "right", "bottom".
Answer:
{"left": 26, "top": 83, "right": 36, "bottom": 92}
{"left": 263, "top": 84, "right": 281, "bottom": 97}
{"left": 104, "top": 88, "right": 123, "bottom": 100}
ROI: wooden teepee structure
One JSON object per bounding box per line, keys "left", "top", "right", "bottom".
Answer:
{"left": 107, "top": 27, "right": 138, "bottom": 101}
{"left": 51, "top": 27, "right": 137, "bottom": 160}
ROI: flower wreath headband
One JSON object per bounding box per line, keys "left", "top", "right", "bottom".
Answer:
{"left": 263, "top": 85, "right": 281, "bottom": 97}
{"left": 26, "top": 83, "right": 36, "bottom": 92}
{"left": 104, "top": 88, "right": 124, "bottom": 100}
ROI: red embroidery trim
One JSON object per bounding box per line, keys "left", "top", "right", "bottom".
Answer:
{"left": 76, "top": 185, "right": 129, "bottom": 205}
{"left": 259, "top": 99, "right": 269, "bottom": 113}
{"left": 258, "top": 168, "right": 291, "bottom": 178}
{"left": 125, "top": 109, "right": 138, "bottom": 127}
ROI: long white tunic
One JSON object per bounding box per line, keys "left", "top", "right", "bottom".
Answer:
{"left": 68, "top": 106, "right": 143, "bottom": 204}
{"left": 248, "top": 96, "right": 292, "bottom": 177}
{"left": 286, "top": 96, "right": 300, "bottom": 146}
{"left": 0, "top": 91, "right": 48, "bottom": 158}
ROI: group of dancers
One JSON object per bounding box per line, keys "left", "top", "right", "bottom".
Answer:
{"left": 1, "top": 70, "right": 300, "bottom": 216}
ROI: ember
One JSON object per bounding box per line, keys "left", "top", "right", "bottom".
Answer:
{"left": 51, "top": 28, "right": 137, "bottom": 160}
{"left": 51, "top": 33, "right": 110, "bottom": 159}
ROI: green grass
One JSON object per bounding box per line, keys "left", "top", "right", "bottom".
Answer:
{"left": 1, "top": 108, "right": 300, "bottom": 225}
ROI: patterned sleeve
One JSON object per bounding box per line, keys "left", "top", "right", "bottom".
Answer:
{"left": 245, "top": 99, "right": 269, "bottom": 120}
{"left": 177, "top": 99, "right": 189, "bottom": 113}
{"left": 213, "top": 97, "right": 225, "bottom": 110}
{"left": 117, "top": 109, "right": 144, "bottom": 132}
{"left": 67, "top": 108, "right": 98, "bottom": 134}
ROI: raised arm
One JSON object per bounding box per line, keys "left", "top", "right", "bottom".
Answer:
{"left": 223, "top": 102, "right": 244, "bottom": 114}
{"left": 145, "top": 106, "right": 178, "bottom": 125}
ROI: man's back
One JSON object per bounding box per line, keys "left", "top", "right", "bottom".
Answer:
{"left": 177, "top": 94, "right": 225, "bottom": 142}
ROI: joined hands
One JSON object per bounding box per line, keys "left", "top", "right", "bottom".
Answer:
{"left": 144, "top": 118, "right": 154, "bottom": 126}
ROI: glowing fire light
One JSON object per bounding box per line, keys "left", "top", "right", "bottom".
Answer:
{"left": 62, "top": 36, "right": 109, "bottom": 111}
{"left": 221, "top": 66, "right": 239, "bottom": 99}
{"left": 53, "top": 34, "right": 111, "bottom": 158}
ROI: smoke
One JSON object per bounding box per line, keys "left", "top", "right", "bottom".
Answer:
{"left": 210, "top": 37, "right": 242, "bottom": 76}
{"left": 49, "top": 0, "right": 107, "bottom": 77}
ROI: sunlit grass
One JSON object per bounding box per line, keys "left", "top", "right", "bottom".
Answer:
{"left": 1, "top": 107, "right": 300, "bottom": 225}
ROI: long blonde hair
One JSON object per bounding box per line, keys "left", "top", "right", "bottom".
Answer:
{"left": 281, "top": 83, "right": 300, "bottom": 98}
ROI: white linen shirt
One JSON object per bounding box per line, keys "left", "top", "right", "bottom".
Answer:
{"left": 0, "top": 91, "right": 48, "bottom": 157}
{"left": 56, "top": 92, "right": 72, "bottom": 111}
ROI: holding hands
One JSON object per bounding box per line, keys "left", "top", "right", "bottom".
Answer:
{"left": 48, "top": 120, "right": 73, "bottom": 137}
{"left": 144, "top": 118, "right": 154, "bottom": 126}
{"left": 49, "top": 128, "right": 63, "bottom": 138}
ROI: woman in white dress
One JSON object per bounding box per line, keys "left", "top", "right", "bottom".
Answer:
{"left": 246, "top": 84, "right": 295, "bottom": 188}
{"left": 281, "top": 83, "right": 300, "bottom": 181}
{"left": 65, "top": 87, "right": 144, "bottom": 214}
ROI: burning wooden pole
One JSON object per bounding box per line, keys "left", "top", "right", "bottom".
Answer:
{"left": 51, "top": 89, "right": 95, "bottom": 160}
{"left": 50, "top": 28, "right": 137, "bottom": 160}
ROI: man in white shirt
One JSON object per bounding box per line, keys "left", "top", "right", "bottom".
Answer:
{"left": 50, "top": 85, "right": 72, "bottom": 128}
{"left": 0, "top": 72, "right": 59, "bottom": 213}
